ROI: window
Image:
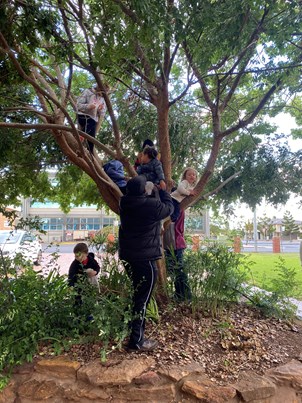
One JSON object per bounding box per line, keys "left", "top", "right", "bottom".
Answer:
{"left": 185, "top": 215, "right": 204, "bottom": 231}
{"left": 102, "top": 217, "right": 117, "bottom": 227}
{"left": 41, "top": 218, "right": 63, "bottom": 231}
{"left": 31, "top": 201, "right": 60, "bottom": 208}
{"left": 66, "top": 217, "right": 101, "bottom": 230}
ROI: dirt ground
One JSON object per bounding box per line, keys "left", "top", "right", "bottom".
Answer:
{"left": 47, "top": 303, "right": 302, "bottom": 386}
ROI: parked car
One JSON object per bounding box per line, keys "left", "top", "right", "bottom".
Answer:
{"left": 0, "top": 230, "right": 42, "bottom": 266}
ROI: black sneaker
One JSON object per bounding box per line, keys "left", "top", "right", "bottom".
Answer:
{"left": 126, "top": 339, "right": 158, "bottom": 352}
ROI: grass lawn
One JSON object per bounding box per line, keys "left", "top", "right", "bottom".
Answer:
{"left": 242, "top": 253, "right": 302, "bottom": 299}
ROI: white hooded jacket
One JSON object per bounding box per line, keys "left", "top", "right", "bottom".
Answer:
{"left": 77, "top": 88, "right": 106, "bottom": 122}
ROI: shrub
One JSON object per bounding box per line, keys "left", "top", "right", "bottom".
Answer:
{"left": 90, "top": 256, "right": 132, "bottom": 359}
{"left": 245, "top": 257, "right": 300, "bottom": 320}
{"left": 184, "top": 243, "right": 250, "bottom": 317}
{"left": 0, "top": 266, "right": 77, "bottom": 374}
{"left": 0, "top": 251, "right": 133, "bottom": 377}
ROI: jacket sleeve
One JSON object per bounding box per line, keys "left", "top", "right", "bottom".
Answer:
{"left": 77, "top": 89, "right": 92, "bottom": 114}
{"left": 154, "top": 160, "right": 165, "bottom": 182}
{"left": 177, "top": 180, "right": 191, "bottom": 196}
{"left": 154, "top": 190, "right": 174, "bottom": 220}
{"left": 68, "top": 261, "right": 78, "bottom": 287}
{"left": 92, "top": 258, "right": 100, "bottom": 274}
{"left": 97, "top": 97, "right": 106, "bottom": 118}
{"left": 87, "top": 253, "right": 101, "bottom": 274}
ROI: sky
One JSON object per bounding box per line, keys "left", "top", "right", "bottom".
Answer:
{"left": 219, "top": 113, "right": 302, "bottom": 226}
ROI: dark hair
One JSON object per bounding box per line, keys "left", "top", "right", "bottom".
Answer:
{"left": 126, "top": 175, "right": 147, "bottom": 195}
{"left": 142, "top": 146, "right": 158, "bottom": 160}
{"left": 142, "top": 139, "right": 154, "bottom": 150}
{"left": 73, "top": 242, "right": 88, "bottom": 254}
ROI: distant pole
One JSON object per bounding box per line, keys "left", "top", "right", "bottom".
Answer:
{"left": 253, "top": 208, "right": 258, "bottom": 252}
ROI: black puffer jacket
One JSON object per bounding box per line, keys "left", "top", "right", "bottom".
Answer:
{"left": 119, "top": 188, "right": 174, "bottom": 262}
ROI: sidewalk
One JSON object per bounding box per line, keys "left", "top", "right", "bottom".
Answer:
{"left": 40, "top": 253, "right": 72, "bottom": 276}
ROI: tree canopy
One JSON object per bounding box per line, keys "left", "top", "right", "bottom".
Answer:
{"left": 0, "top": 0, "right": 302, "bottom": 214}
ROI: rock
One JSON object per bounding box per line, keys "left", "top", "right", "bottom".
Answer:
{"left": 158, "top": 361, "right": 205, "bottom": 382}
{"left": 0, "top": 379, "right": 16, "bottom": 403}
{"left": 182, "top": 378, "right": 236, "bottom": 402}
{"left": 266, "top": 359, "right": 302, "bottom": 390}
{"left": 4, "top": 356, "right": 302, "bottom": 403}
{"left": 134, "top": 371, "right": 161, "bottom": 385}
{"left": 233, "top": 372, "right": 276, "bottom": 402}
{"left": 13, "top": 361, "right": 36, "bottom": 375}
{"left": 18, "top": 379, "right": 60, "bottom": 400}
{"left": 114, "top": 383, "right": 176, "bottom": 402}
{"left": 77, "top": 357, "right": 155, "bottom": 387}
{"left": 61, "top": 385, "right": 110, "bottom": 401}
{"left": 35, "top": 356, "right": 81, "bottom": 379}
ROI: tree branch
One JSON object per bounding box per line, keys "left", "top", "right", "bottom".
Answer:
{"left": 198, "top": 171, "right": 241, "bottom": 202}
{"left": 221, "top": 78, "right": 282, "bottom": 138}
{"left": 182, "top": 40, "right": 216, "bottom": 113}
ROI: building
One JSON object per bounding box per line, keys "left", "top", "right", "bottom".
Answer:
{"left": 270, "top": 218, "right": 302, "bottom": 240}
{"left": 0, "top": 208, "right": 16, "bottom": 230}
{"left": 21, "top": 198, "right": 210, "bottom": 243}
{"left": 21, "top": 198, "right": 118, "bottom": 243}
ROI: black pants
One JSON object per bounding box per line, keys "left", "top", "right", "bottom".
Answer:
{"left": 171, "top": 199, "right": 180, "bottom": 222}
{"left": 77, "top": 114, "right": 97, "bottom": 153}
{"left": 124, "top": 260, "right": 157, "bottom": 348}
{"left": 165, "top": 248, "right": 191, "bottom": 301}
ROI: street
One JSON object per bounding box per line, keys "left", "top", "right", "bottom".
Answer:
{"left": 241, "top": 240, "right": 300, "bottom": 253}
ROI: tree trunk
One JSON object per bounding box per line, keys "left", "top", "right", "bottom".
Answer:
{"left": 156, "top": 86, "right": 172, "bottom": 189}
{"left": 154, "top": 85, "right": 173, "bottom": 300}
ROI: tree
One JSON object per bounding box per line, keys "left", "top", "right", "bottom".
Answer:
{"left": 282, "top": 210, "right": 300, "bottom": 241}
{"left": 209, "top": 215, "right": 229, "bottom": 239}
{"left": 0, "top": 0, "right": 302, "bottom": 214}
{"left": 258, "top": 214, "right": 275, "bottom": 240}
{"left": 244, "top": 220, "right": 253, "bottom": 242}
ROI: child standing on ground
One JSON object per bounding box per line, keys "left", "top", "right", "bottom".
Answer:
{"left": 137, "top": 146, "right": 166, "bottom": 191}
{"left": 68, "top": 243, "right": 101, "bottom": 296}
{"left": 170, "top": 167, "right": 198, "bottom": 222}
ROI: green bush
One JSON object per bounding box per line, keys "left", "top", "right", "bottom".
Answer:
{"left": 0, "top": 267, "right": 77, "bottom": 373}
{"left": 246, "top": 257, "right": 299, "bottom": 320}
{"left": 90, "top": 256, "right": 132, "bottom": 359}
{"left": 184, "top": 243, "right": 250, "bottom": 317}
{"left": 0, "top": 253, "right": 132, "bottom": 377}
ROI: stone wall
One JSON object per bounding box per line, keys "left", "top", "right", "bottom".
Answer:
{"left": 1, "top": 356, "right": 302, "bottom": 402}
